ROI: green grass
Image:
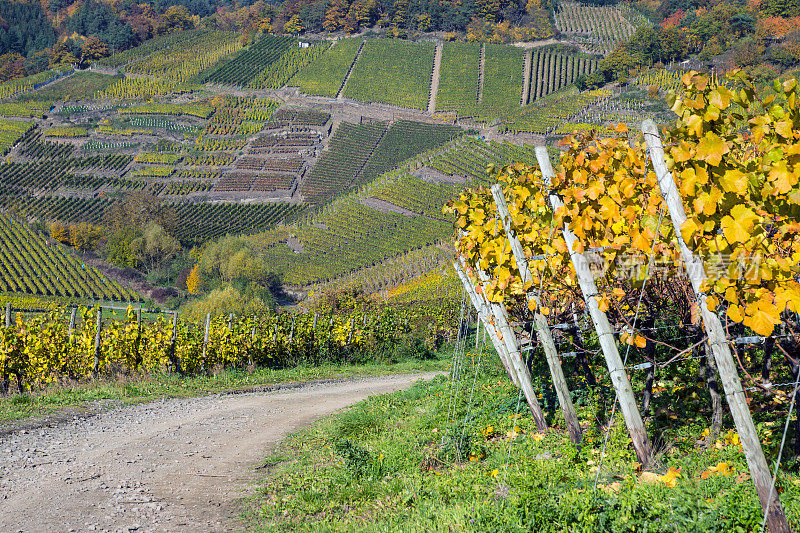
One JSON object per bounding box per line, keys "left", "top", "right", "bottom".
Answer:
{"left": 291, "top": 38, "right": 363, "bottom": 97}
{"left": 245, "top": 343, "right": 800, "bottom": 531}
{"left": 0, "top": 357, "right": 448, "bottom": 423}
{"left": 343, "top": 39, "right": 435, "bottom": 111}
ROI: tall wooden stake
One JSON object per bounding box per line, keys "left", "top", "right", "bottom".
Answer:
{"left": 68, "top": 308, "right": 76, "bottom": 340}
{"left": 92, "top": 307, "right": 102, "bottom": 374}
{"left": 535, "top": 146, "right": 652, "bottom": 465}
{"left": 474, "top": 266, "right": 549, "bottom": 432}
{"left": 642, "top": 120, "right": 788, "bottom": 532}
{"left": 491, "top": 184, "right": 582, "bottom": 444}
{"left": 169, "top": 312, "right": 182, "bottom": 374}
{"left": 202, "top": 312, "right": 211, "bottom": 368}
{"left": 5, "top": 302, "right": 10, "bottom": 328}
{"left": 455, "top": 261, "right": 520, "bottom": 387}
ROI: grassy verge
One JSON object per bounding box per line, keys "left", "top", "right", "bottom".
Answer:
{"left": 0, "top": 357, "right": 448, "bottom": 424}
{"left": 246, "top": 349, "right": 800, "bottom": 531}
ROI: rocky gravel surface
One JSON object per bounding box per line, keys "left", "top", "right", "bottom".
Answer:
{"left": 0, "top": 372, "right": 440, "bottom": 532}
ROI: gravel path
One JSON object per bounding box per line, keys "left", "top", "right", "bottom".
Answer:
{"left": 0, "top": 372, "right": 441, "bottom": 532}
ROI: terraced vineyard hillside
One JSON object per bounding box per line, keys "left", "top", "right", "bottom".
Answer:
{"left": 253, "top": 137, "right": 538, "bottom": 286}
{"left": 0, "top": 27, "right": 676, "bottom": 302}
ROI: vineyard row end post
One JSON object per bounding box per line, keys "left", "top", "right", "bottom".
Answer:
{"left": 169, "top": 312, "right": 182, "bottom": 375}
{"left": 474, "top": 264, "right": 549, "bottom": 432}
{"left": 454, "top": 260, "right": 520, "bottom": 388}
{"left": 491, "top": 183, "right": 582, "bottom": 444}
{"left": 92, "top": 307, "right": 102, "bottom": 374}
{"left": 202, "top": 312, "right": 211, "bottom": 367}
{"left": 535, "top": 146, "right": 652, "bottom": 465}
{"left": 4, "top": 302, "right": 10, "bottom": 328}
{"left": 642, "top": 119, "right": 789, "bottom": 532}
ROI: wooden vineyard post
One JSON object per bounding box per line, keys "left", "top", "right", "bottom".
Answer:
{"left": 454, "top": 260, "right": 520, "bottom": 388}
{"left": 642, "top": 120, "right": 789, "bottom": 531}
{"left": 68, "top": 308, "right": 76, "bottom": 340}
{"left": 535, "top": 146, "right": 652, "bottom": 464}
{"left": 202, "top": 312, "right": 211, "bottom": 368}
{"left": 228, "top": 313, "right": 234, "bottom": 330}
{"left": 169, "top": 312, "right": 182, "bottom": 374}
{"left": 289, "top": 315, "right": 296, "bottom": 345}
{"left": 491, "top": 184, "right": 582, "bottom": 444}
{"left": 135, "top": 308, "right": 142, "bottom": 366}
{"left": 347, "top": 316, "right": 354, "bottom": 346}
{"left": 473, "top": 265, "right": 549, "bottom": 432}
{"left": 5, "top": 302, "right": 10, "bottom": 328}
{"left": 92, "top": 307, "right": 102, "bottom": 374}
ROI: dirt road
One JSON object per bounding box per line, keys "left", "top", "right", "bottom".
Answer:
{"left": 0, "top": 372, "right": 441, "bottom": 532}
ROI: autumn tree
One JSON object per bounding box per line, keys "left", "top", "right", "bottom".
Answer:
{"left": 186, "top": 264, "right": 201, "bottom": 294}
{"left": 79, "top": 36, "right": 110, "bottom": 67}
{"left": 283, "top": 14, "right": 304, "bottom": 34}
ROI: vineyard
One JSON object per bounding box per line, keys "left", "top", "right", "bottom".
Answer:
{"left": 554, "top": 1, "right": 643, "bottom": 55}
{"left": 435, "top": 42, "right": 482, "bottom": 115}
{"left": 441, "top": 72, "right": 800, "bottom": 532}
{"left": 0, "top": 213, "right": 137, "bottom": 301}
{"left": 257, "top": 136, "right": 537, "bottom": 286}
{"left": 299, "top": 121, "right": 387, "bottom": 205}
{"left": 290, "top": 38, "right": 363, "bottom": 97}
{"left": 342, "top": 39, "right": 436, "bottom": 111}
{"left": 199, "top": 35, "right": 295, "bottom": 87}
{"left": 0, "top": 299, "right": 458, "bottom": 392}
{"left": 527, "top": 51, "right": 599, "bottom": 103}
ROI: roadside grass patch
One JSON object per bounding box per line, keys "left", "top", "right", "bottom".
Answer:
{"left": 247, "top": 351, "right": 800, "bottom": 531}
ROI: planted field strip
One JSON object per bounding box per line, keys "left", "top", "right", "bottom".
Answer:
{"left": 249, "top": 133, "right": 318, "bottom": 155}
{"left": 300, "top": 121, "right": 387, "bottom": 205}
{"left": 249, "top": 42, "right": 328, "bottom": 90}
{"left": 554, "top": 1, "right": 638, "bottom": 55}
{"left": 0, "top": 155, "right": 133, "bottom": 192}
{"left": 343, "top": 39, "right": 435, "bottom": 111}
{"left": 283, "top": 198, "right": 450, "bottom": 285}
{"left": 475, "top": 44, "right": 525, "bottom": 119}
{"left": 169, "top": 202, "right": 305, "bottom": 244}
{"left": 501, "top": 87, "right": 612, "bottom": 134}
{"left": 356, "top": 121, "right": 464, "bottom": 188}
{"left": 0, "top": 119, "right": 32, "bottom": 155}
{"left": 0, "top": 195, "right": 111, "bottom": 224}
{"left": 199, "top": 35, "right": 295, "bottom": 87}
{"left": 83, "top": 141, "right": 138, "bottom": 152}
{"left": 234, "top": 156, "right": 303, "bottom": 174}
{"left": 0, "top": 67, "right": 70, "bottom": 101}
{"left": 424, "top": 137, "right": 538, "bottom": 184}
{"left": 122, "top": 30, "right": 241, "bottom": 82}
{"left": 0, "top": 213, "right": 136, "bottom": 301}
{"left": 120, "top": 102, "right": 214, "bottom": 119}
{"left": 527, "top": 52, "right": 598, "bottom": 103}
{"left": 436, "top": 42, "right": 481, "bottom": 114}
{"left": 0, "top": 101, "right": 52, "bottom": 118}
{"left": 20, "top": 131, "right": 74, "bottom": 159}
{"left": 149, "top": 180, "right": 213, "bottom": 196}
{"left": 291, "top": 38, "right": 363, "bottom": 98}
{"left": 213, "top": 172, "right": 293, "bottom": 192}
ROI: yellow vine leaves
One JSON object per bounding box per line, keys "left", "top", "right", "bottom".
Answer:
{"left": 666, "top": 71, "right": 800, "bottom": 335}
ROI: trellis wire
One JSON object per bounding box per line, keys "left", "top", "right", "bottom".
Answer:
{"left": 760, "top": 364, "right": 800, "bottom": 533}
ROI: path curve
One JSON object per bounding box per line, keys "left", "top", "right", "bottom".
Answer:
{"left": 0, "top": 372, "right": 442, "bottom": 532}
